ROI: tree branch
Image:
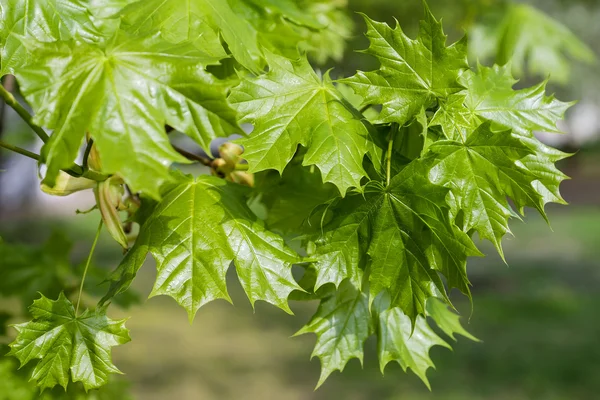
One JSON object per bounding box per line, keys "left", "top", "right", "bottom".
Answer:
{"left": 173, "top": 144, "right": 213, "bottom": 167}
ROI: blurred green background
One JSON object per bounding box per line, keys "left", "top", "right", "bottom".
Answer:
{"left": 1, "top": 0, "right": 600, "bottom": 399}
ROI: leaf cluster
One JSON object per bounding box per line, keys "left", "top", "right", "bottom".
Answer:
{"left": 0, "top": 0, "right": 574, "bottom": 393}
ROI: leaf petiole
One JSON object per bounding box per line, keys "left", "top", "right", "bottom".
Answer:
{"left": 0, "top": 140, "right": 40, "bottom": 160}
{"left": 385, "top": 123, "right": 399, "bottom": 187}
{"left": 76, "top": 220, "right": 103, "bottom": 316}
{"left": 0, "top": 83, "right": 49, "bottom": 143}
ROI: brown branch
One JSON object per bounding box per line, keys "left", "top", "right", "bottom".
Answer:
{"left": 173, "top": 144, "right": 213, "bottom": 167}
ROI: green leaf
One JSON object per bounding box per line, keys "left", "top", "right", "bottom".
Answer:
{"left": 436, "top": 65, "right": 571, "bottom": 221}
{"left": 101, "top": 174, "right": 301, "bottom": 320}
{"left": 462, "top": 64, "right": 573, "bottom": 136}
{"left": 426, "top": 297, "right": 479, "bottom": 342}
{"left": 119, "top": 0, "right": 261, "bottom": 72}
{"left": 426, "top": 123, "right": 538, "bottom": 254}
{"left": 470, "top": 4, "right": 596, "bottom": 84}
{"left": 18, "top": 30, "right": 238, "bottom": 198}
{"left": 430, "top": 93, "right": 478, "bottom": 140}
{"left": 0, "top": 354, "right": 134, "bottom": 400}
{"left": 0, "top": 0, "right": 103, "bottom": 75}
{"left": 429, "top": 65, "right": 571, "bottom": 230}
{"left": 310, "top": 160, "right": 481, "bottom": 321}
{"left": 8, "top": 293, "right": 130, "bottom": 391}
{"left": 295, "top": 280, "right": 371, "bottom": 387}
{"left": 242, "top": 0, "right": 323, "bottom": 29}
{"left": 341, "top": 5, "right": 468, "bottom": 125}
{"left": 253, "top": 163, "right": 338, "bottom": 235}
{"left": 230, "top": 52, "right": 376, "bottom": 195}
{"left": 374, "top": 294, "right": 450, "bottom": 389}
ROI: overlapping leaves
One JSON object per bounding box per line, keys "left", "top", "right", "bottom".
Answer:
{"left": 1, "top": 0, "right": 576, "bottom": 393}
{"left": 118, "top": 0, "right": 349, "bottom": 72}
{"left": 309, "top": 160, "right": 481, "bottom": 321}
{"left": 342, "top": 4, "right": 468, "bottom": 125}
{"left": 296, "top": 283, "right": 476, "bottom": 387}
{"left": 230, "top": 52, "right": 378, "bottom": 194}
{"left": 18, "top": 28, "right": 237, "bottom": 198}
{"left": 429, "top": 64, "right": 570, "bottom": 253}
{"left": 101, "top": 173, "right": 301, "bottom": 320}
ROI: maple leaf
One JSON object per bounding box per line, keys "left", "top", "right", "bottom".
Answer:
{"left": 294, "top": 280, "right": 371, "bottom": 387}
{"left": 241, "top": 0, "right": 323, "bottom": 29}
{"left": 462, "top": 64, "right": 573, "bottom": 136}
{"left": 341, "top": 5, "right": 468, "bottom": 125}
{"left": 101, "top": 174, "right": 301, "bottom": 321}
{"left": 310, "top": 160, "right": 481, "bottom": 322}
{"left": 253, "top": 163, "right": 338, "bottom": 235}
{"left": 431, "top": 64, "right": 571, "bottom": 225}
{"left": 296, "top": 283, "right": 478, "bottom": 388}
{"left": 430, "top": 92, "right": 478, "bottom": 140}
{"left": 425, "top": 297, "right": 479, "bottom": 343}
{"left": 18, "top": 29, "right": 238, "bottom": 198}
{"left": 119, "top": 0, "right": 261, "bottom": 72}
{"left": 227, "top": 0, "right": 326, "bottom": 63}
{"left": 230, "top": 51, "right": 378, "bottom": 195}
{"left": 0, "top": 0, "right": 104, "bottom": 76}
{"left": 8, "top": 293, "right": 130, "bottom": 391}
{"left": 374, "top": 294, "right": 476, "bottom": 388}
{"left": 426, "top": 122, "right": 540, "bottom": 255}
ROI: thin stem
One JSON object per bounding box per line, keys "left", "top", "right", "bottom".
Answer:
{"left": 0, "top": 83, "right": 49, "bottom": 143}
{"left": 173, "top": 144, "right": 213, "bottom": 167}
{"left": 82, "top": 138, "right": 94, "bottom": 169}
{"left": 76, "top": 220, "right": 103, "bottom": 316}
{"left": 0, "top": 140, "right": 40, "bottom": 160}
{"left": 0, "top": 139, "right": 106, "bottom": 181}
{"left": 386, "top": 123, "right": 399, "bottom": 187}
{"left": 234, "top": 163, "right": 249, "bottom": 171}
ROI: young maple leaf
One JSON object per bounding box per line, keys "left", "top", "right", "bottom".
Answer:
{"left": 374, "top": 295, "right": 477, "bottom": 389}
{"left": 309, "top": 160, "right": 481, "bottom": 323}
{"left": 17, "top": 29, "right": 238, "bottom": 199}
{"left": 230, "top": 51, "right": 380, "bottom": 195}
{"left": 462, "top": 64, "right": 573, "bottom": 136}
{"left": 429, "top": 64, "right": 571, "bottom": 248}
{"left": 8, "top": 293, "right": 130, "bottom": 392}
{"left": 101, "top": 174, "right": 301, "bottom": 321}
{"left": 0, "top": 0, "right": 103, "bottom": 76}
{"left": 426, "top": 122, "right": 541, "bottom": 256}
{"left": 294, "top": 280, "right": 371, "bottom": 387}
{"left": 341, "top": 4, "right": 468, "bottom": 125}
{"left": 295, "top": 282, "right": 478, "bottom": 388}
{"left": 118, "top": 0, "right": 261, "bottom": 72}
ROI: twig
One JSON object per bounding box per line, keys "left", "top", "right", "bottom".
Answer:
{"left": 173, "top": 144, "right": 213, "bottom": 167}
{"left": 0, "top": 140, "right": 40, "bottom": 160}
{"left": 76, "top": 220, "right": 103, "bottom": 316}
{"left": 0, "top": 82, "right": 49, "bottom": 143}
